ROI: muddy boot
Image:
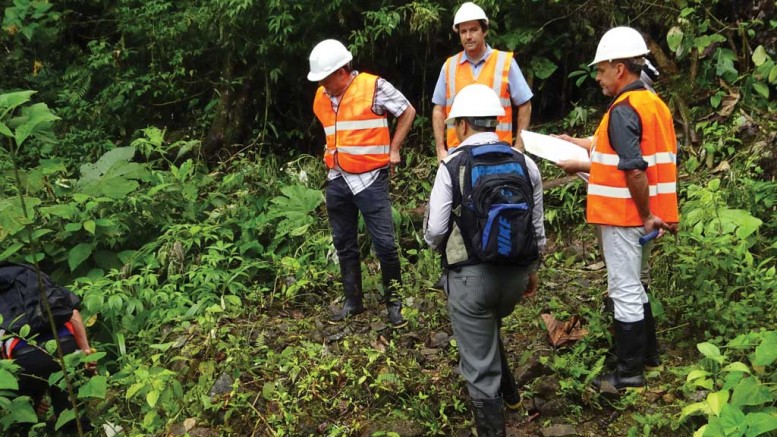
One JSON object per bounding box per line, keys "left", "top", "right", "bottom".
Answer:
{"left": 472, "top": 397, "right": 506, "bottom": 437}
{"left": 643, "top": 300, "right": 661, "bottom": 369}
{"left": 498, "top": 336, "right": 520, "bottom": 411}
{"left": 593, "top": 320, "right": 646, "bottom": 390}
{"left": 330, "top": 259, "right": 365, "bottom": 322}
{"left": 382, "top": 262, "right": 406, "bottom": 328}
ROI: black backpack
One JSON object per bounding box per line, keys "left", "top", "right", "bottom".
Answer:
{"left": 0, "top": 263, "right": 80, "bottom": 336}
{"left": 451, "top": 143, "right": 539, "bottom": 267}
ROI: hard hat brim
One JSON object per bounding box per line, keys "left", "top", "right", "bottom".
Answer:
{"left": 588, "top": 49, "right": 650, "bottom": 67}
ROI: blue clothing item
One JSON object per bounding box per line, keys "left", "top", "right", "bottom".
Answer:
{"left": 431, "top": 46, "right": 533, "bottom": 107}
{"left": 326, "top": 169, "right": 401, "bottom": 273}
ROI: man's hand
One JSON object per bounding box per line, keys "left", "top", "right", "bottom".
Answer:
{"left": 513, "top": 134, "right": 525, "bottom": 153}
{"left": 389, "top": 150, "right": 401, "bottom": 175}
{"left": 551, "top": 134, "right": 592, "bottom": 150}
{"left": 642, "top": 214, "right": 678, "bottom": 241}
{"left": 557, "top": 159, "right": 586, "bottom": 175}
{"left": 524, "top": 272, "right": 538, "bottom": 298}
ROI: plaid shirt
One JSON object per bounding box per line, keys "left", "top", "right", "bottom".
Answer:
{"left": 326, "top": 71, "right": 410, "bottom": 195}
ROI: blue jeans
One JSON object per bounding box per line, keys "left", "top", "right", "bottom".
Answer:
{"left": 326, "top": 170, "right": 401, "bottom": 289}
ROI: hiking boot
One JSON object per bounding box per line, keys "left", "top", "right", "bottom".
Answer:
{"left": 330, "top": 259, "right": 364, "bottom": 323}
{"left": 593, "top": 320, "right": 646, "bottom": 390}
{"left": 382, "top": 262, "right": 406, "bottom": 328}
{"left": 498, "top": 336, "right": 520, "bottom": 410}
{"left": 472, "top": 397, "right": 506, "bottom": 437}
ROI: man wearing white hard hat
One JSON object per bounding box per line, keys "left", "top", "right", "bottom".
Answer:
{"left": 558, "top": 27, "right": 679, "bottom": 390}
{"left": 425, "top": 84, "right": 545, "bottom": 434}
{"left": 431, "top": 2, "right": 533, "bottom": 162}
{"left": 308, "top": 39, "right": 416, "bottom": 328}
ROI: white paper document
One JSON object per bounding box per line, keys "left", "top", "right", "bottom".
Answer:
{"left": 520, "top": 130, "right": 590, "bottom": 164}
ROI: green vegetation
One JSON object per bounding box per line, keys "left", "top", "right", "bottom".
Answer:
{"left": 1, "top": 0, "right": 776, "bottom": 435}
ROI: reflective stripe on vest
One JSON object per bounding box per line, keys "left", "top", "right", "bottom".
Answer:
{"left": 443, "top": 50, "right": 514, "bottom": 148}
{"left": 312, "top": 73, "right": 391, "bottom": 174}
{"left": 587, "top": 89, "right": 679, "bottom": 226}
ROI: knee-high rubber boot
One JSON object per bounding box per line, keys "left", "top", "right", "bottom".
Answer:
{"left": 472, "top": 397, "right": 506, "bottom": 437}
{"left": 330, "top": 260, "right": 365, "bottom": 322}
{"left": 498, "top": 336, "right": 520, "bottom": 410}
{"left": 643, "top": 302, "right": 661, "bottom": 368}
{"left": 593, "top": 320, "right": 646, "bottom": 390}
{"left": 382, "top": 262, "right": 406, "bottom": 328}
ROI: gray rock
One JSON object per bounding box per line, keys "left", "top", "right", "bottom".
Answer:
{"left": 209, "top": 373, "right": 233, "bottom": 399}
{"left": 540, "top": 424, "right": 578, "bottom": 437}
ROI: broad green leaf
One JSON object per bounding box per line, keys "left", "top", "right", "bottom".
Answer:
{"left": 8, "top": 397, "right": 37, "bottom": 424}
{"left": 687, "top": 369, "right": 712, "bottom": 381}
{"left": 146, "top": 389, "right": 160, "bottom": 408}
{"left": 769, "top": 65, "right": 777, "bottom": 84}
{"left": 717, "top": 209, "right": 763, "bottom": 239}
{"left": 68, "top": 243, "right": 94, "bottom": 271}
{"left": 126, "top": 382, "right": 145, "bottom": 399}
{"left": 0, "top": 121, "right": 12, "bottom": 137}
{"left": 722, "top": 362, "right": 752, "bottom": 374}
{"left": 14, "top": 103, "right": 60, "bottom": 147}
{"left": 731, "top": 377, "right": 773, "bottom": 407}
{"left": 76, "top": 147, "right": 149, "bottom": 199}
{"left": 698, "top": 342, "right": 723, "bottom": 360}
{"left": 83, "top": 220, "right": 96, "bottom": 234}
{"left": 667, "top": 26, "right": 684, "bottom": 52}
{"left": 530, "top": 56, "right": 558, "bottom": 80}
{"left": 39, "top": 203, "right": 78, "bottom": 219}
{"left": 679, "top": 401, "right": 710, "bottom": 422}
{"left": 744, "top": 412, "right": 777, "bottom": 437}
{"left": 0, "top": 242, "right": 23, "bottom": 261}
{"left": 693, "top": 425, "right": 706, "bottom": 437}
{"left": 707, "top": 390, "right": 729, "bottom": 416}
{"left": 753, "top": 332, "right": 777, "bottom": 366}
{"left": 54, "top": 408, "right": 75, "bottom": 430}
{"left": 77, "top": 375, "right": 107, "bottom": 399}
{"left": 752, "top": 82, "right": 769, "bottom": 99}
{"left": 0, "top": 90, "right": 35, "bottom": 119}
{"left": 0, "top": 196, "right": 41, "bottom": 237}
{"left": 0, "top": 369, "right": 19, "bottom": 390}
{"left": 718, "top": 404, "right": 747, "bottom": 436}
{"left": 752, "top": 45, "right": 767, "bottom": 67}
{"left": 262, "top": 382, "right": 275, "bottom": 400}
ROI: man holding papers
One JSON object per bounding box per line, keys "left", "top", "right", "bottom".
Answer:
{"left": 553, "top": 27, "right": 679, "bottom": 391}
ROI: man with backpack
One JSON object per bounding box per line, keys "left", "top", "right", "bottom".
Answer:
{"left": 424, "top": 84, "right": 545, "bottom": 435}
{"left": 1, "top": 262, "right": 95, "bottom": 433}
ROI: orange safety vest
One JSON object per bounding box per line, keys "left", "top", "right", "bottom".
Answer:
{"left": 312, "top": 73, "right": 391, "bottom": 174}
{"left": 443, "top": 50, "right": 513, "bottom": 148}
{"left": 587, "top": 89, "right": 679, "bottom": 226}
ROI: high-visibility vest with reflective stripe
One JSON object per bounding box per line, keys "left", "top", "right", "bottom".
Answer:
{"left": 443, "top": 50, "right": 513, "bottom": 148}
{"left": 587, "top": 89, "right": 679, "bottom": 226}
{"left": 313, "top": 73, "right": 391, "bottom": 174}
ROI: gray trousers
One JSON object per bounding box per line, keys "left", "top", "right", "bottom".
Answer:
{"left": 446, "top": 263, "right": 530, "bottom": 400}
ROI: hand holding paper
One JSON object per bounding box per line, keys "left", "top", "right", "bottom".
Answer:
{"left": 520, "top": 130, "right": 590, "bottom": 164}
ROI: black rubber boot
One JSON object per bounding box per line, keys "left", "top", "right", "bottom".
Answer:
{"left": 593, "top": 320, "right": 646, "bottom": 390}
{"left": 643, "top": 301, "right": 661, "bottom": 369}
{"left": 472, "top": 397, "right": 506, "bottom": 437}
{"left": 330, "top": 259, "right": 365, "bottom": 322}
{"left": 382, "top": 262, "right": 406, "bottom": 328}
{"left": 498, "top": 336, "right": 520, "bottom": 410}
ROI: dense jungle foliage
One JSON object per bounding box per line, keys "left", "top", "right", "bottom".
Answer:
{"left": 1, "top": 0, "right": 776, "bottom": 435}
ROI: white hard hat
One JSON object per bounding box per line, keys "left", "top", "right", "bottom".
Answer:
{"left": 589, "top": 26, "right": 649, "bottom": 66}
{"left": 445, "top": 84, "right": 505, "bottom": 123}
{"left": 307, "top": 39, "right": 353, "bottom": 82}
{"left": 452, "top": 2, "right": 488, "bottom": 32}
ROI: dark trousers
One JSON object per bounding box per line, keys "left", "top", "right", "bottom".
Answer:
{"left": 15, "top": 336, "right": 76, "bottom": 414}
{"left": 326, "top": 170, "right": 401, "bottom": 285}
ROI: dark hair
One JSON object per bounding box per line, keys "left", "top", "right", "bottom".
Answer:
{"left": 612, "top": 57, "right": 644, "bottom": 75}
{"left": 457, "top": 117, "right": 497, "bottom": 132}
{"left": 456, "top": 19, "right": 488, "bottom": 33}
